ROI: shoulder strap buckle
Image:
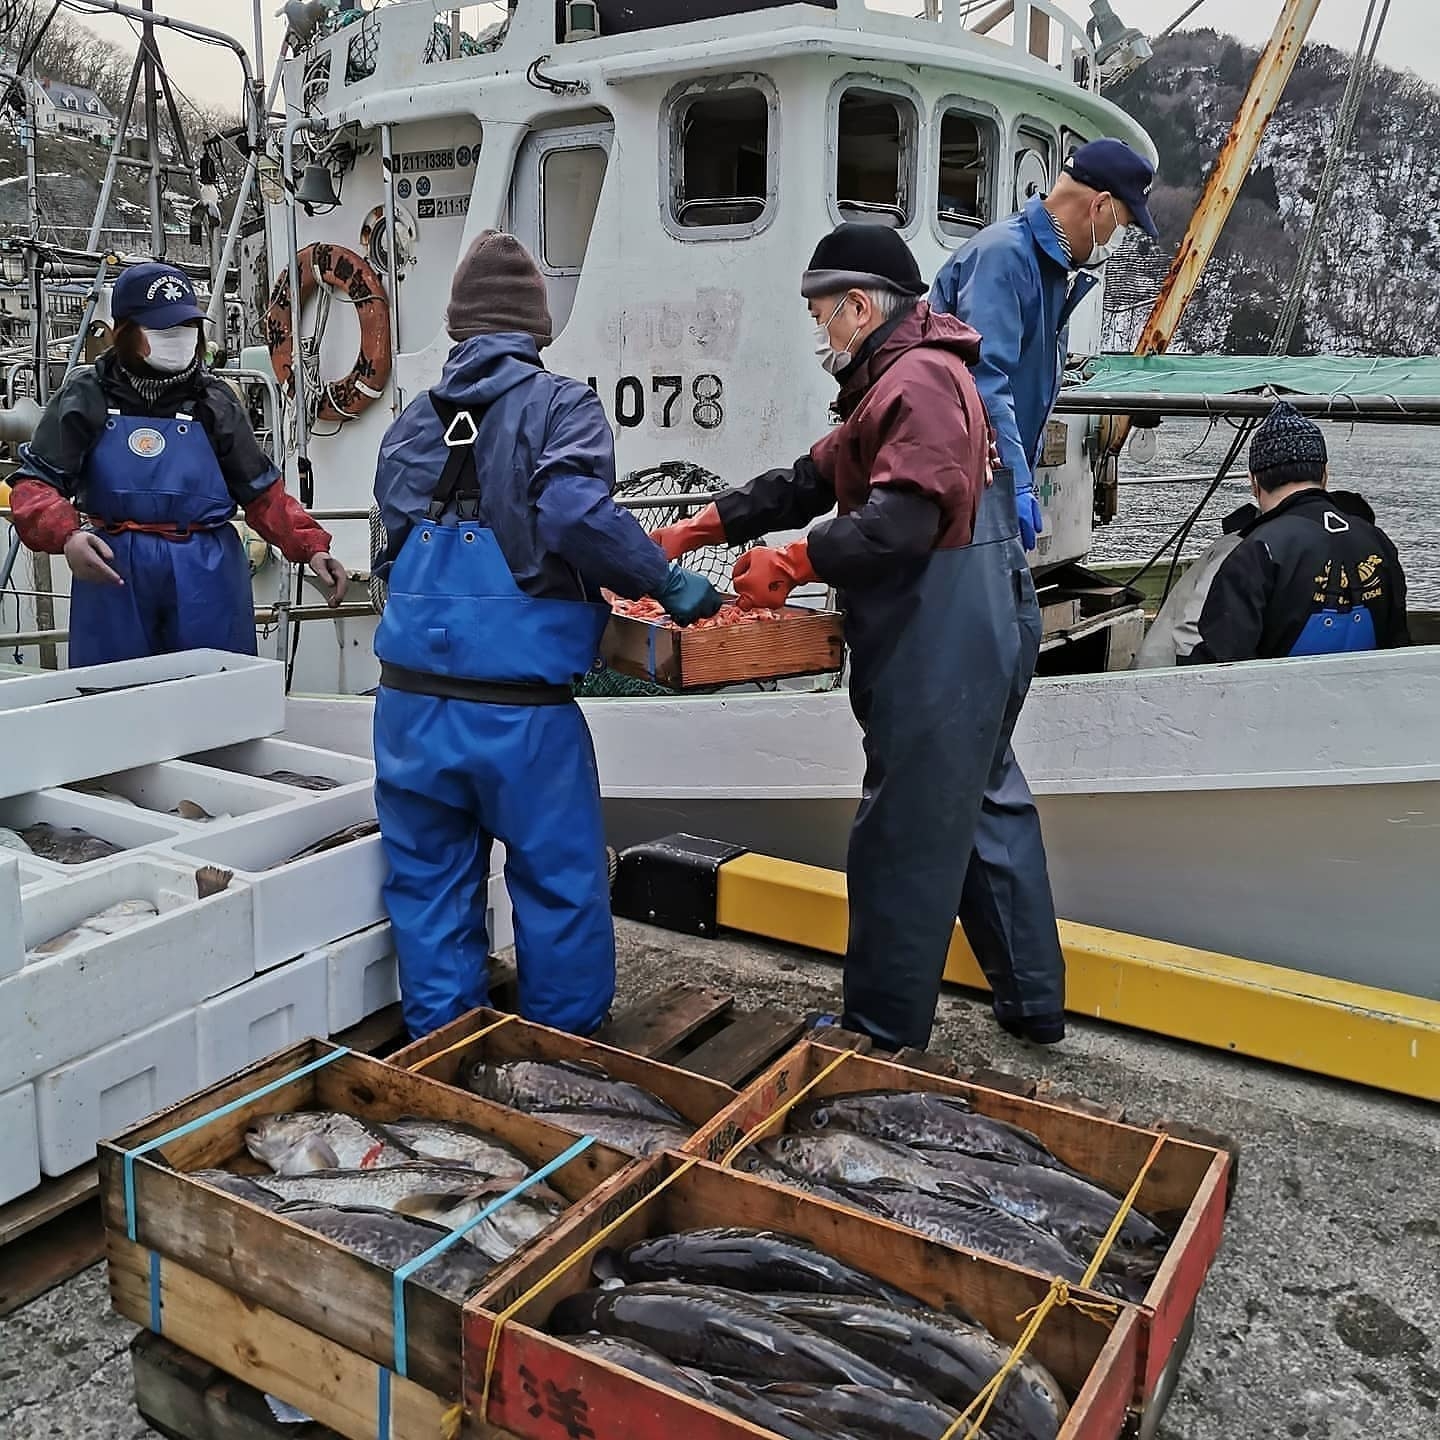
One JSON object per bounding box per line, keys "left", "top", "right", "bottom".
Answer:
{"left": 443, "top": 409, "right": 479, "bottom": 449}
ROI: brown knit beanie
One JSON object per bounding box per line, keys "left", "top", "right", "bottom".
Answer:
{"left": 445, "top": 230, "right": 553, "bottom": 348}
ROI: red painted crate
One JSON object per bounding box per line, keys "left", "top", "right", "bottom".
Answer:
{"left": 685, "top": 1040, "right": 1232, "bottom": 1411}
{"left": 465, "top": 1154, "right": 1142, "bottom": 1440}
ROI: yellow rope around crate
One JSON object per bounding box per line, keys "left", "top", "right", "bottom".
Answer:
{"left": 478, "top": 1158, "right": 703, "bottom": 1419}
{"left": 718, "top": 1048, "right": 855, "bottom": 1168}
{"left": 409, "top": 1013, "right": 518, "bottom": 1075}
{"left": 941, "top": 1130, "right": 1170, "bottom": 1440}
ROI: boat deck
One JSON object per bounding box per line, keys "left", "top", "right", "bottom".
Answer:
{"left": 3, "top": 919, "right": 1438, "bottom": 1440}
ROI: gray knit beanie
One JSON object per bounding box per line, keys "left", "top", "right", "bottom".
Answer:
{"left": 445, "top": 231, "right": 553, "bottom": 348}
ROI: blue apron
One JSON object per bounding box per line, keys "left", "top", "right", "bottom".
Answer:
{"left": 70, "top": 409, "right": 254, "bottom": 666}
{"left": 373, "top": 393, "right": 617, "bottom": 1039}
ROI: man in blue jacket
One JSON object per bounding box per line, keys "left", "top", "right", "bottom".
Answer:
{"left": 371, "top": 231, "right": 721, "bottom": 1039}
{"left": 928, "top": 138, "right": 1157, "bottom": 1044}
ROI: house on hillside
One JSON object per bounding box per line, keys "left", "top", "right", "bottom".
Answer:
{"left": 33, "top": 78, "right": 116, "bottom": 141}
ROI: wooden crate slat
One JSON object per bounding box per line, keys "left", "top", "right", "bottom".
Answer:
{"left": 672, "top": 1008, "right": 806, "bottom": 1086}
{"left": 594, "top": 985, "right": 734, "bottom": 1058}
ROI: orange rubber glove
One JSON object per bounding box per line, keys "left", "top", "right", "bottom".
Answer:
{"left": 649, "top": 503, "right": 726, "bottom": 561}
{"left": 732, "top": 540, "right": 816, "bottom": 610}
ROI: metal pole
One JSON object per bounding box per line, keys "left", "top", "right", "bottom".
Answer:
{"left": 141, "top": 0, "right": 163, "bottom": 256}
{"left": 85, "top": 50, "right": 146, "bottom": 254}
{"left": 1053, "top": 391, "right": 1440, "bottom": 422}
{"left": 380, "top": 123, "right": 402, "bottom": 414}
{"left": 282, "top": 115, "right": 317, "bottom": 467}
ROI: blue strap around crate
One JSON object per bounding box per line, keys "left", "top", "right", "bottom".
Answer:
{"left": 119, "top": 1047, "right": 353, "bottom": 1333}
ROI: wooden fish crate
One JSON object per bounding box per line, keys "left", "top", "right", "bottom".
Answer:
{"left": 601, "top": 601, "right": 844, "bottom": 690}
{"left": 98, "top": 1038, "right": 641, "bottom": 1439}
{"left": 389, "top": 1006, "right": 740, "bottom": 1141}
{"left": 463, "top": 1153, "right": 1141, "bottom": 1440}
{"left": 686, "top": 1040, "right": 1232, "bottom": 1411}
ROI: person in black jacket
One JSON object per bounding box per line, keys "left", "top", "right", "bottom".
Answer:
{"left": 1182, "top": 402, "right": 1408, "bottom": 664}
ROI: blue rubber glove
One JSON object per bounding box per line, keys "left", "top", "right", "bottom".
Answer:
{"left": 1016, "top": 485, "right": 1043, "bottom": 552}
{"left": 654, "top": 561, "right": 724, "bottom": 625}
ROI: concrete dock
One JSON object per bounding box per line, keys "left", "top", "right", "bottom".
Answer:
{"left": 2, "top": 919, "right": 1437, "bottom": 1439}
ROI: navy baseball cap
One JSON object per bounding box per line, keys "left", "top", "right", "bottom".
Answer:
{"left": 1064, "top": 139, "right": 1159, "bottom": 239}
{"left": 112, "top": 262, "right": 206, "bottom": 328}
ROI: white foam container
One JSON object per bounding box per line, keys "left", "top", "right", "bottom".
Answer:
{"left": 0, "top": 1084, "right": 40, "bottom": 1206}
{"left": 0, "top": 853, "right": 21, "bottom": 980}
{"left": 0, "top": 651, "right": 284, "bottom": 801}
{"left": 185, "top": 737, "right": 375, "bottom": 792}
{"left": 0, "top": 789, "right": 184, "bottom": 875}
{"left": 2, "top": 857, "right": 252, "bottom": 1094}
{"left": 168, "top": 787, "right": 384, "bottom": 971}
{"left": 317, "top": 921, "right": 399, "bottom": 1033}
{"left": 66, "top": 760, "right": 299, "bottom": 827}
{"left": 197, "top": 951, "right": 329, "bottom": 1087}
{"left": 36, "top": 1009, "right": 199, "bottom": 1176}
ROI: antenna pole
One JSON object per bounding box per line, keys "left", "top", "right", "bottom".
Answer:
{"left": 141, "top": 0, "right": 163, "bottom": 255}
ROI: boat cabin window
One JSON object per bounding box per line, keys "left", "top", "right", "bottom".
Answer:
{"left": 835, "top": 86, "right": 917, "bottom": 227}
{"left": 542, "top": 145, "right": 607, "bottom": 271}
{"left": 670, "top": 85, "right": 770, "bottom": 230}
{"left": 935, "top": 107, "right": 998, "bottom": 240}
{"left": 1014, "top": 122, "right": 1056, "bottom": 210}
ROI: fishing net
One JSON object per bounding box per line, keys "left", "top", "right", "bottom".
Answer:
{"left": 575, "top": 461, "right": 748, "bottom": 699}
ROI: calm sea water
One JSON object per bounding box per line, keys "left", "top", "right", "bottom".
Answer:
{"left": 1087, "top": 420, "right": 1440, "bottom": 607}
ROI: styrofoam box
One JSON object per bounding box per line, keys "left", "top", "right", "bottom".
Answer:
{"left": 0, "top": 650, "right": 284, "bottom": 801}
{"left": 185, "top": 737, "right": 375, "bottom": 792}
{"left": 169, "top": 787, "right": 384, "bottom": 971}
{"left": 197, "top": 951, "right": 329, "bottom": 1087}
{"left": 37, "top": 1009, "right": 198, "bottom": 1176}
{"left": 2, "top": 857, "right": 252, "bottom": 1094}
{"left": 318, "top": 921, "right": 399, "bottom": 1033}
{"left": 0, "top": 1084, "right": 40, "bottom": 1206}
{"left": 488, "top": 868, "right": 515, "bottom": 954}
{"left": 0, "top": 854, "right": 20, "bottom": 980}
{"left": 0, "top": 789, "right": 183, "bottom": 876}
{"left": 66, "top": 760, "right": 300, "bottom": 828}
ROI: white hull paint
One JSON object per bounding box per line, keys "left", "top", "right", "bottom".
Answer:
{"left": 286, "top": 646, "right": 1440, "bottom": 1001}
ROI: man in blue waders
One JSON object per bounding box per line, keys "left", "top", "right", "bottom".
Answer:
{"left": 10, "top": 262, "right": 347, "bottom": 663}
{"left": 370, "top": 231, "right": 723, "bottom": 1039}
{"left": 926, "top": 139, "right": 1159, "bottom": 1044}
{"left": 1182, "top": 402, "right": 1408, "bottom": 662}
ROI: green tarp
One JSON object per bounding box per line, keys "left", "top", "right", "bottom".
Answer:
{"left": 1071, "top": 354, "right": 1440, "bottom": 398}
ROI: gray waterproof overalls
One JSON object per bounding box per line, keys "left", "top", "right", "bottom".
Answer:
{"left": 841, "top": 465, "right": 1065, "bottom": 1050}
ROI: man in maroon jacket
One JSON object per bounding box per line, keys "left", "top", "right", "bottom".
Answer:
{"left": 653, "top": 225, "right": 1062, "bottom": 1051}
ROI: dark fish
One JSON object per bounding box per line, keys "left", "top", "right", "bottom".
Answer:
{"left": 526, "top": 1110, "right": 689, "bottom": 1157}
{"left": 468, "top": 1058, "right": 685, "bottom": 1125}
{"left": 276, "top": 821, "right": 380, "bottom": 867}
{"left": 792, "top": 1090, "right": 1062, "bottom": 1168}
{"left": 263, "top": 769, "right": 339, "bottom": 790}
{"left": 548, "top": 1283, "right": 912, "bottom": 1388}
{"left": 923, "top": 1152, "right": 1168, "bottom": 1269}
{"left": 271, "top": 1202, "right": 493, "bottom": 1301}
{"left": 618, "top": 1228, "right": 922, "bottom": 1308}
{"left": 562, "top": 1334, "right": 718, "bottom": 1399}
{"left": 757, "top": 1382, "right": 966, "bottom": 1440}
{"left": 20, "top": 822, "right": 123, "bottom": 864}
{"left": 752, "top": 1132, "right": 958, "bottom": 1192}
{"left": 754, "top": 1295, "right": 1068, "bottom": 1440}
{"left": 190, "top": 1169, "right": 285, "bottom": 1209}
{"left": 701, "top": 1375, "right": 858, "bottom": 1440}
{"left": 731, "top": 1152, "right": 862, "bottom": 1209}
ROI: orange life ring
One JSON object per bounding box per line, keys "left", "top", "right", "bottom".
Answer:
{"left": 266, "top": 242, "right": 391, "bottom": 424}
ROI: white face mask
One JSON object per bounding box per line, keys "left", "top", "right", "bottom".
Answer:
{"left": 141, "top": 325, "right": 198, "bottom": 373}
{"left": 813, "top": 296, "right": 861, "bottom": 377}
{"left": 1081, "top": 200, "right": 1131, "bottom": 270}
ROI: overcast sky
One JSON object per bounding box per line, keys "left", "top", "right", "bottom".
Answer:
{"left": 70, "top": 0, "right": 1439, "bottom": 110}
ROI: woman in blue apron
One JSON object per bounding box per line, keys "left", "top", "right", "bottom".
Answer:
{"left": 11, "top": 261, "right": 346, "bottom": 665}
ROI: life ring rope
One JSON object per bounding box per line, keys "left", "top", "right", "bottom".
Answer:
{"left": 266, "top": 242, "right": 392, "bottom": 425}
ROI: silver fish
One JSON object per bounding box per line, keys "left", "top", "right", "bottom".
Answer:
{"left": 240, "top": 1163, "right": 495, "bottom": 1225}
{"left": 245, "top": 1112, "right": 414, "bottom": 1173}
{"left": 754, "top": 1295, "right": 1067, "bottom": 1440}
{"left": 377, "top": 1116, "right": 530, "bottom": 1176}
{"left": 468, "top": 1058, "right": 685, "bottom": 1125}
{"left": 792, "top": 1090, "right": 1061, "bottom": 1168}
{"left": 27, "top": 899, "right": 158, "bottom": 958}
{"left": 20, "top": 823, "right": 122, "bottom": 865}
{"left": 751, "top": 1132, "right": 957, "bottom": 1193}
{"left": 435, "top": 1178, "right": 568, "bottom": 1263}
{"left": 0, "top": 826, "right": 33, "bottom": 854}
{"left": 190, "top": 1169, "right": 286, "bottom": 1209}
{"left": 527, "top": 1110, "right": 689, "bottom": 1157}
{"left": 271, "top": 1202, "right": 493, "bottom": 1301}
